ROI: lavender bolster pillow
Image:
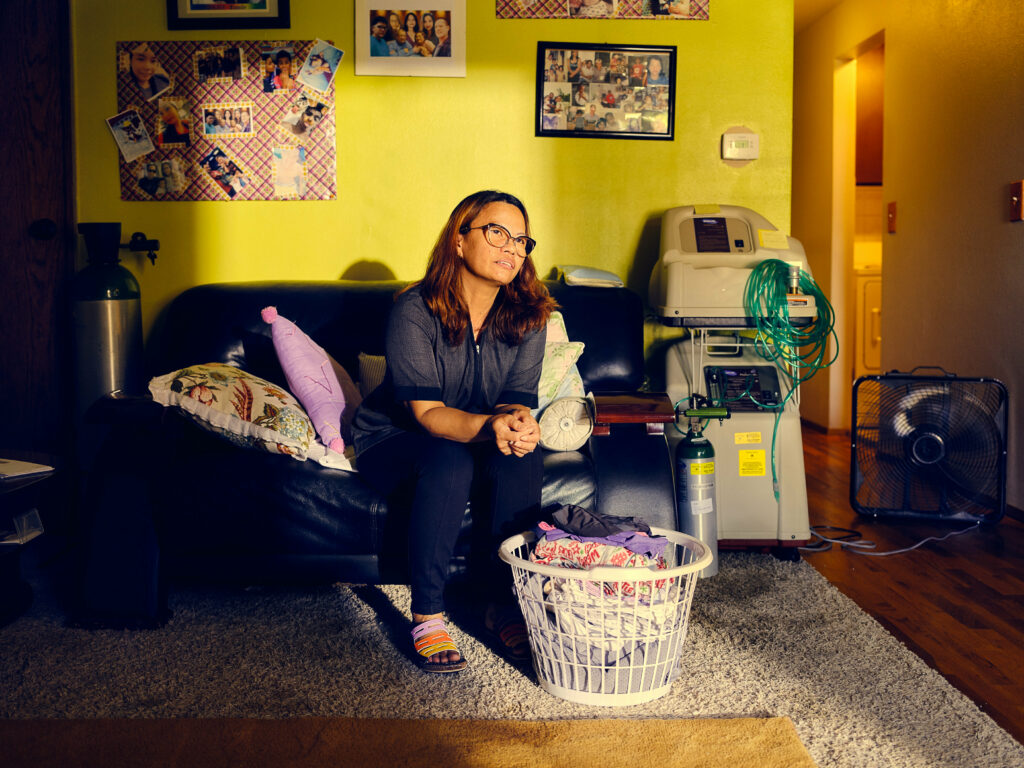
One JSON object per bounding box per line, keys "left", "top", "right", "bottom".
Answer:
{"left": 261, "top": 306, "right": 347, "bottom": 454}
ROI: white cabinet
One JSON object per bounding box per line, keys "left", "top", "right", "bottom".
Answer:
{"left": 854, "top": 269, "right": 882, "bottom": 378}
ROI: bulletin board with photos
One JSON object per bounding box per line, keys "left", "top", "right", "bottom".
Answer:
{"left": 112, "top": 39, "right": 343, "bottom": 201}
{"left": 496, "top": 0, "right": 709, "bottom": 20}
{"left": 537, "top": 42, "right": 676, "bottom": 140}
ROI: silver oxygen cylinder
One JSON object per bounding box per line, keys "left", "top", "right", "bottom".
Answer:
{"left": 675, "top": 427, "right": 719, "bottom": 577}
{"left": 71, "top": 223, "right": 145, "bottom": 421}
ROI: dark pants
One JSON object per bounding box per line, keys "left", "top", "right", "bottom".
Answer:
{"left": 357, "top": 431, "right": 542, "bottom": 615}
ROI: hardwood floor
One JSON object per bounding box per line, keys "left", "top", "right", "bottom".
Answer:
{"left": 800, "top": 428, "right": 1023, "bottom": 744}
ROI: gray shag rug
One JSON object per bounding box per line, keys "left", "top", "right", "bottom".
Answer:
{"left": 2, "top": 553, "right": 1022, "bottom": 768}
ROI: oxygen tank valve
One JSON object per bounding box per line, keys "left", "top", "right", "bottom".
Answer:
{"left": 787, "top": 262, "right": 801, "bottom": 294}
{"left": 123, "top": 231, "right": 160, "bottom": 265}
{"left": 683, "top": 406, "right": 730, "bottom": 428}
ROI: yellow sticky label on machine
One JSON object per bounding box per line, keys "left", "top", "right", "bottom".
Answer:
{"left": 738, "top": 450, "right": 766, "bottom": 476}
{"left": 690, "top": 462, "right": 715, "bottom": 475}
{"left": 734, "top": 432, "right": 762, "bottom": 444}
{"left": 693, "top": 204, "right": 721, "bottom": 214}
{"left": 758, "top": 229, "right": 789, "bottom": 249}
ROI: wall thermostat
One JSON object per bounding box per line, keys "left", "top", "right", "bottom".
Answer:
{"left": 721, "top": 132, "right": 759, "bottom": 160}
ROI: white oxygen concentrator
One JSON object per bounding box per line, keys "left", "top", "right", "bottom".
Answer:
{"left": 650, "top": 205, "right": 813, "bottom": 554}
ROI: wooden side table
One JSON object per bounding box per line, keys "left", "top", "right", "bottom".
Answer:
{"left": 0, "top": 459, "right": 53, "bottom": 627}
{"left": 588, "top": 393, "right": 679, "bottom": 531}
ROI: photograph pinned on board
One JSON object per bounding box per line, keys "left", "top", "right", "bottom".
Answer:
{"left": 194, "top": 45, "right": 247, "bottom": 84}
{"left": 107, "top": 109, "right": 155, "bottom": 161}
{"left": 200, "top": 102, "right": 255, "bottom": 138}
{"left": 569, "top": 0, "right": 618, "bottom": 18}
{"left": 271, "top": 145, "right": 307, "bottom": 198}
{"left": 260, "top": 44, "right": 301, "bottom": 93}
{"left": 121, "top": 42, "right": 173, "bottom": 102}
{"left": 278, "top": 92, "right": 328, "bottom": 143}
{"left": 355, "top": 3, "right": 466, "bottom": 77}
{"left": 156, "top": 98, "right": 192, "bottom": 147}
{"left": 296, "top": 39, "right": 343, "bottom": 93}
{"left": 651, "top": 0, "right": 697, "bottom": 16}
{"left": 198, "top": 146, "right": 249, "bottom": 199}
{"left": 135, "top": 157, "right": 185, "bottom": 198}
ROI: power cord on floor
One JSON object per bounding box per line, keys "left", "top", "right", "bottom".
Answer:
{"left": 799, "top": 523, "right": 981, "bottom": 556}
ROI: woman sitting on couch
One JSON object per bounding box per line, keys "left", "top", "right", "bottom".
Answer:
{"left": 352, "top": 190, "right": 556, "bottom": 673}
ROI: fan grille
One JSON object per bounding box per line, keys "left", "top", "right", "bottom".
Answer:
{"left": 851, "top": 375, "right": 1007, "bottom": 523}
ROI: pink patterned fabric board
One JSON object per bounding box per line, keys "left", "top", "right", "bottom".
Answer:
{"left": 117, "top": 40, "right": 337, "bottom": 201}
{"left": 495, "top": 0, "right": 709, "bottom": 19}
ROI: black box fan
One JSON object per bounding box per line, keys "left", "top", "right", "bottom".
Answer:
{"left": 851, "top": 368, "right": 1008, "bottom": 524}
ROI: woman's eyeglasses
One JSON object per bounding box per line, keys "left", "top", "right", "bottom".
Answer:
{"left": 460, "top": 223, "right": 536, "bottom": 257}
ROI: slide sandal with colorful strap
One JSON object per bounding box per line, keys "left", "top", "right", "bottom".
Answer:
{"left": 411, "top": 618, "right": 468, "bottom": 674}
{"left": 485, "top": 606, "right": 531, "bottom": 663}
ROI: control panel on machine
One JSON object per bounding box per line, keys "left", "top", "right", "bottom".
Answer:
{"left": 704, "top": 365, "right": 781, "bottom": 412}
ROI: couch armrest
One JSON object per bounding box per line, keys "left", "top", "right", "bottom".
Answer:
{"left": 587, "top": 421, "right": 677, "bottom": 531}
{"left": 586, "top": 392, "right": 678, "bottom": 531}
{"left": 592, "top": 393, "right": 675, "bottom": 436}
{"left": 84, "top": 391, "right": 164, "bottom": 427}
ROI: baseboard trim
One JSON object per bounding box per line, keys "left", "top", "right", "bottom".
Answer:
{"left": 1007, "top": 503, "right": 1023, "bottom": 524}
{"left": 800, "top": 419, "right": 848, "bottom": 436}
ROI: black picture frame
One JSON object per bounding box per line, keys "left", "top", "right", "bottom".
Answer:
{"left": 166, "top": 0, "right": 291, "bottom": 31}
{"left": 536, "top": 41, "right": 676, "bottom": 141}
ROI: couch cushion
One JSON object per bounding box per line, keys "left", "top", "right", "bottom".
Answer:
{"left": 155, "top": 424, "right": 384, "bottom": 559}
{"left": 151, "top": 414, "right": 596, "bottom": 574}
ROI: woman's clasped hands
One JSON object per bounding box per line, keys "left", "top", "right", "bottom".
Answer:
{"left": 489, "top": 409, "right": 539, "bottom": 457}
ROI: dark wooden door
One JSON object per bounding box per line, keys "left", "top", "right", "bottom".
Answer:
{"left": 0, "top": 0, "right": 76, "bottom": 517}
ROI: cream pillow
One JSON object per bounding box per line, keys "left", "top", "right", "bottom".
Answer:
{"left": 357, "top": 352, "right": 387, "bottom": 398}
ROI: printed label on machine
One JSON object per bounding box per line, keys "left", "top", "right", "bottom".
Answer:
{"left": 738, "top": 449, "right": 766, "bottom": 476}
{"left": 758, "top": 229, "right": 790, "bottom": 249}
{"left": 689, "top": 497, "right": 714, "bottom": 516}
{"left": 734, "top": 432, "right": 762, "bottom": 444}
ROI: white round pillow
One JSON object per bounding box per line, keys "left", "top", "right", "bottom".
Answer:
{"left": 538, "top": 396, "right": 594, "bottom": 452}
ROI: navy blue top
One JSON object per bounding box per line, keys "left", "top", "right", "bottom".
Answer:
{"left": 351, "top": 285, "right": 545, "bottom": 456}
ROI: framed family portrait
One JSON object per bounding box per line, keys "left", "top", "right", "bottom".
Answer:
{"left": 536, "top": 42, "right": 676, "bottom": 140}
{"left": 355, "top": 2, "right": 467, "bottom": 77}
{"left": 166, "top": 0, "right": 291, "bottom": 31}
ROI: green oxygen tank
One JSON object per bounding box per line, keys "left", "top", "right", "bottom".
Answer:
{"left": 676, "top": 424, "right": 718, "bottom": 577}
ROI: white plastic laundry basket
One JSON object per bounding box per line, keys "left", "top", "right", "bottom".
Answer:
{"left": 499, "top": 527, "right": 711, "bottom": 706}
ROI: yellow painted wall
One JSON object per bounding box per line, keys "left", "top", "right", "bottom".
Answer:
{"left": 794, "top": 1, "right": 1024, "bottom": 508}
{"left": 72, "top": 0, "right": 794, "bottom": 351}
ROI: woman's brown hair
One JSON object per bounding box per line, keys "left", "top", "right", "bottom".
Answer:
{"left": 410, "top": 190, "right": 556, "bottom": 346}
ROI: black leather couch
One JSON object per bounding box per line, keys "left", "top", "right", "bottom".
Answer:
{"left": 75, "top": 280, "right": 676, "bottom": 627}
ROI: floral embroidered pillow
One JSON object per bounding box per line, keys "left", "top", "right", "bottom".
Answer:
{"left": 148, "top": 363, "right": 316, "bottom": 460}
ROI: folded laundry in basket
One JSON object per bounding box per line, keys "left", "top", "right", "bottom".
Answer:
{"left": 550, "top": 504, "right": 653, "bottom": 538}
{"left": 535, "top": 521, "right": 670, "bottom": 559}
{"left": 530, "top": 526, "right": 670, "bottom": 601}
